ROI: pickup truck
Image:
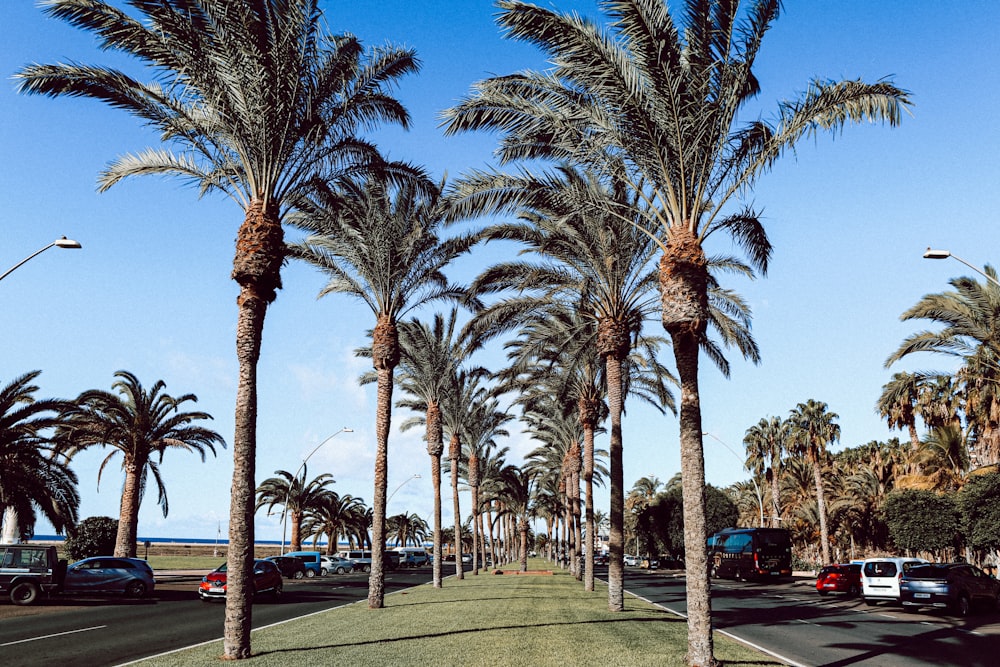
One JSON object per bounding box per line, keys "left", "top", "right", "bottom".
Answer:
{"left": 0, "top": 544, "right": 67, "bottom": 605}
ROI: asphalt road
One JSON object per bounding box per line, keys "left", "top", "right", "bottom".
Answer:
{"left": 624, "top": 568, "right": 1000, "bottom": 667}
{"left": 0, "top": 567, "right": 433, "bottom": 667}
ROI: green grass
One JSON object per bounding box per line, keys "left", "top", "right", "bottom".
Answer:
{"left": 146, "top": 555, "right": 224, "bottom": 571}
{"left": 138, "top": 561, "right": 782, "bottom": 667}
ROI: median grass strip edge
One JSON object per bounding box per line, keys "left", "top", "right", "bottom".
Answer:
{"left": 135, "top": 562, "right": 783, "bottom": 667}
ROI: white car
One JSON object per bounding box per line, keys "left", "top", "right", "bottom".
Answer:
{"left": 862, "top": 557, "right": 928, "bottom": 605}
{"left": 624, "top": 554, "right": 639, "bottom": 566}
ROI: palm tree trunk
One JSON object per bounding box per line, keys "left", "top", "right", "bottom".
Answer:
{"left": 471, "top": 484, "right": 480, "bottom": 575}
{"left": 605, "top": 353, "right": 626, "bottom": 611}
{"left": 367, "top": 366, "right": 393, "bottom": 609}
{"left": 449, "top": 434, "right": 463, "bottom": 580}
{"left": 673, "top": 330, "right": 715, "bottom": 667}
{"left": 115, "top": 455, "right": 144, "bottom": 558}
{"left": 769, "top": 454, "right": 782, "bottom": 528}
{"left": 427, "top": 402, "right": 444, "bottom": 588}
{"left": 224, "top": 282, "right": 268, "bottom": 660}
{"left": 583, "top": 420, "right": 596, "bottom": 591}
{"left": 812, "top": 455, "right": 831, "bottom": 564}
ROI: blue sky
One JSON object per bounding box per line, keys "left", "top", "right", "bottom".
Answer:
{"left": 2, "top": 1, "right": 998, "bottom": 542}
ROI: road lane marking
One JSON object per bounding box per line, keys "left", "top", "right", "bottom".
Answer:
{"left": 1, "top": 625, "right": 106, "bottom": 646}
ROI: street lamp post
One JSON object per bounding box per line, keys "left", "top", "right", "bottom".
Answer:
{"left": 280, "top": 427, "right": 353, "bottom": 555}
{"left": 702, "top": 431, "right": 765, "bottom": 527}
{"left": 0, "top": 237, "right": 82, "bottom": 545}
{"left": 923, "top": 248, "right": 1000, "bottom": 288}
{"left": 0, "top": 237, "right": 82, "bottom": 283}
{"left": 387, "top": 474, "right": 421, "bottom": 506}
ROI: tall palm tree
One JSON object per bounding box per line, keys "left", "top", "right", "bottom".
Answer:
{"left": 443, "top": 3, "right": 909, "bottom": 662}
{"left": 787, "top": 399, "right": 840, "bottom": 565}
{"left": 289, "top": 172, "right": 476, "bottom": 609}
{"left": 300, "top": 491, "right": 367, "bottom": 555}
{"left": 255, "top": 466, "right": 335, "bottom": 553}
{"left": 393, "top": 309, "right": 475, "bottom": 587}
{"left": 0, "top": 371, "right": 78, "bottom": 543}
{"left": 876, "top": 372, "right": 924, "bottom": 450}
{"left": 743, "top": 417, "right": 788, "bottom": 528}
{"left": 17, "top": 1, "right": 419, "bottom": 657}
{"left": 493, "top": 465, "right": 536, "bottom": 572}
{"left": 454, "top": 164, "right": 680, "bottom": 605}
{"left": 58, "top": 370, "right": 224, "bottom": 558}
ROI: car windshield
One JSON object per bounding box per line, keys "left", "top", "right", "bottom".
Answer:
{"left": 906, "top": 565, "right": 949, "bottom": 579}
{"left": 213, "top": 563, "right": 228, "bottom": 573}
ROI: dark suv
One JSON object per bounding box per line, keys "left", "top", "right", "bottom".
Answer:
{"left": 0, "top": 544, "right": 66, "bottom": 605}
{"left": 900, "top": 563, "right": 1000, "bottom": 616}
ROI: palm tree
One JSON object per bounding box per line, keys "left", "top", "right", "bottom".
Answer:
{"left": 876, "top": 372, "right": 924, "bottom": 450}
{"left": 289, "top": 172, "right": 476, "bottom": 609}
{"left": 393, "top": 309, "right": 474, "bottom": 587}
{"left": 886, "top": 270, "right": 1000, "bottom": 466}
{"left": 0, "top": 371, "right": 78, "bottom": 543}
{"left": 743, "top": 417, "right": 788, "bottom": 528}
{"left": 443, "top": 3, "right": 909, "bottom": 662}
{"left": 493, "top": 465, "right": 536, "bottom": 572}
{"left": 17, "top": 1, "right": 419, "bottom": 657}
{"left": 255, "top": 466, "right": 335, "bottom": 553}
{"left": 386, "top": 511, "right": 430, "bottom": 548}
{"left": 300, "top": 492, "right": 367, "bottom": 555}
{"left": 454, "top": 164, "right": 678, "bottom": 605}
{"left": 58, "top": 370, "right": 223, "bottom": 558}
{"left": 787, "top": 399, "right": 840, "bottom": 565}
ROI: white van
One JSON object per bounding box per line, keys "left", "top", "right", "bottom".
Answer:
{"left": 861, "top": 556, "right": 928, "bottom": 605}
{"left": 394, "top": 547, "right": 430, "bottom": 567}
{"left": 338, "top": 550, "right": 372, "bottom": 572}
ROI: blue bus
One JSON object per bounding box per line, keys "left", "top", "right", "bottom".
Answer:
{"left": 707, "top": 528, "right": 792, "bottom": 581}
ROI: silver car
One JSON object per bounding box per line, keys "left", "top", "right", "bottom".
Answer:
{"left": 63, "top": 557, "right": 155, "bottom": 598}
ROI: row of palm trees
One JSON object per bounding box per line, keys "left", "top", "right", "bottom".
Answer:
{"left": 16, "top": 1, "right": 910, "bottom": 663}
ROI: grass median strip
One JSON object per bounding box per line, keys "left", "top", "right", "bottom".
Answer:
{"left": 138, "top": 562, "right": 782, "bottom": 666}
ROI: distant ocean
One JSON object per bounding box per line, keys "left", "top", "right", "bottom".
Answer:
{"left": 31, "top": 534, "right": 331, "bottom": 547}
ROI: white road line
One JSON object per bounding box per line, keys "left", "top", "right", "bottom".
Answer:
{"left": 1, "top": 625, "right": 106, "bottom": 646}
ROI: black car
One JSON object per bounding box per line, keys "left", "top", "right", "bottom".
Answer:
{"left": 900, "top": 563, "right": 1000, "bottom": 616}
{"left": 265, "top": 556, "right": 307, "bottom": 580}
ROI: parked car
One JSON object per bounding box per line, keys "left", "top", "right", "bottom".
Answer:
{"left": 624, "top": 554, "right": 639, "bottom": 567}
{"left": 198, "top": 560, "right": 283, "bottom": 601}
{"left": 265, "top": 555, "right": 306, "bottom": 579}
{"left": 816, "top": 563, "right": 862, "bottom": 597}
{"left": 62, "top": 556, "right": 156, "bottom": 598}
{"left": 338, "top": 550, "right": 372, "bottom": 572}
{"left": 320, "top": 556, "right": 355, "bottom": 575}
{"left": 0, "top": 544, "right": 66, "bottom": 605}
{"left": 395, "top": 547, "right": 430, "bottom": 567}
{"left": 282, "top": 550, "right": 322, "bottom": 577}
{"left": 862, "top": 557, "right": 928, "bottom": 605}
{"left": 900, "top": 562, "right": 1000, "bottom": 616}
{"left": 593, "top": 554, "right": 609, "bottom": 566}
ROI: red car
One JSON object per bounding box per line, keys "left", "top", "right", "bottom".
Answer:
{"left": 816, "top": 563, "right": 862, "bottom": 596}
{"left": 198, "top": 559, "right": 283, "bottom": 601}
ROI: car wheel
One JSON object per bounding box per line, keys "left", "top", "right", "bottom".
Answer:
{"left": 956, "top": 594, "right": 972, "bottom": 617}
{"left": 125, "top": 581, "right": 147, "bottom": 598}
{"left": 363, "top": 565, "right": 371, "bottom": 573}
{"left": 320, "top": 568, "right": 328, "bottom": 577}
{"left": 10, "top": 581, "right": 40, "bottom": 606}
{"left": 293, "top": 570, "right": 304, "bottom": 580}
{"left": 271, "top": 583, "right": 283, "bottom": 601}
{"left": 817, "top": 589, "right": 828, "bottom": 596}
{"left": 734, "top": 569, "right": 743, "bottom": 582}
{"left": 305, "top": 569, "right": 316, "bottom": 578}
{"left": 336, "top": 567, "right": 347, "bottom": 575}
{"left": 848, "top": 584, "right": 860, "bottom": 597}
{"left": 863, "top": 597, "right": 875, "bottom": 606}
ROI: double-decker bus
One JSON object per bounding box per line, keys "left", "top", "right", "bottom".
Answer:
{"left": 707, "top": 527, "right": 792, "bottom": 581}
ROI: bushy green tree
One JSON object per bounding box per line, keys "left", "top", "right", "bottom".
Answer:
{"left": 65, "top": 516, "right": 118, "bottom": 561}
{"left": 640, "top": 485, "right": 737, "bottom": 558}
{"left": 884, "top": 489, "right": 960, "bottom": 553}
{"left": 957, "top": 473, "right": 1000, "bottom": 552}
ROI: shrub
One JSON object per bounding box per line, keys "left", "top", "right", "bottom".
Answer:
{"left": 65, "top": 516, "right": 118, "bottom": 560}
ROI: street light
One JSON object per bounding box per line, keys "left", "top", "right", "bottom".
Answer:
{"left": 387, "top": 474, "right": 422, "bottom": 506}
{"left": 0, "top": 237, "right": 82, "bottom": 283}
{"left": 280, "top": 427, "right": 353, "bottom": 554}
{"left": 0, "top": 236, "right": 82, "bottom": 544}
{"left": 702, "top": 431, "right": 765, "bottom": 527}
{"left": 923, "top": 248, "right": 1000, "bottom": 288}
